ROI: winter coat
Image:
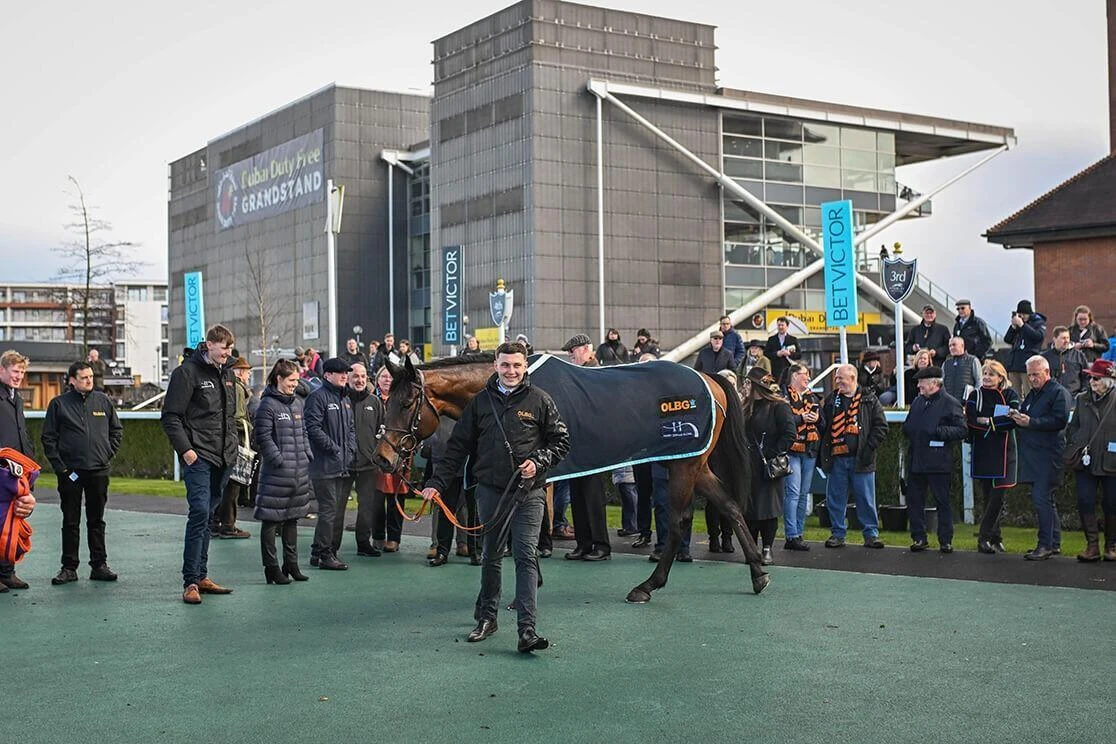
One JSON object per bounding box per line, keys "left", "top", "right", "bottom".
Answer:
{"left": 1065, "top": 388, "right": 1116, "bottom": 476}
{"left": 737, "top": 353, "right": 771, "bottom": 381}
{"left": 1043, "top": 346, "right": 1088, "bottom": 395}
{"left": 745, "top": 398, "right": 796, "bottom": 521}
{"left": 858, "top": 364, "right": 889, "bottom": 398}
{"left": 632, "top": 338, "right": 661, "bottom": 359}
{"left": 902, "top": 389, "right": 966, "bottom": 474}
{"left": 819, "top": 387, "right": 889, "bottom": 474}
{"left": 942, "top": 353, "right": 982, "bottom": 402}
{"left": 953, "top": 313, "right": 992, "bottom": 359}
{"left": 720, "top": 329, "right": 746, "bottom": 368}
{"left": 427, "top": 373, "right": 570, "bottom": 494}
{"left": 348, "top": 387, "right": 383, "bottom": 472}
{"left": 1068, "top": 323, "right": 1109, "bottom": 366}
{"left": 965, "top": 386, "right": 1019, "bottom": 486}
{"left": 764, "top": 333, "right": 800, "bottom": 381}
{"left": 0, "top": 382, "right": 33, "bottom": 457}
{"left": 904, "top": 321, "right": 951, "bottom": 361}
{"left": 340, "top": 350, "right": 369, "bottom": 369}
{"left": 1016, "top": 378, "right": 1071, "bottom": 484}
{"left": 161, "top": 343, "right": 237, "bottom": 468}
{"left": 694, "top": 346, "right": 735, "bottom": 374}
{"left": 253, "top": 387, "right": 312, "bottom": 522}
{"left": 1003, "top": 312, "right": 1047, "bottom": 372}
{"left": 303, "top": 379, "right": 356, "bottom": 479}
{"left": 596, "top": 340, "right": 630, "bottom": 366}
{"left": 40, "top": 388, "right": 123, "bottom": 475}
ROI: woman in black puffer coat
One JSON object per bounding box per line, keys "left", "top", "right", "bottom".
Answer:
{"left": 254, "top": 359, "right": 313, "bottom": 584}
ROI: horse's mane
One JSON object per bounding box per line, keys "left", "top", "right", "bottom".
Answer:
{"left": 418, "top": 353, "right": 495, "bottom": 370}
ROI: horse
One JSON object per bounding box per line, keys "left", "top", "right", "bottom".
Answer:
{"left": 373, "top": 353, "right": 771, "bottom": 602}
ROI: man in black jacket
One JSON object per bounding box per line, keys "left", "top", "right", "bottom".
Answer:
{"left": 422, "top": 341, "right": 569, "bottom": 653}
{"left": 305, "top": 357, "right": 356, "bottom": 570}
{"left": 1004, "top": 300, "right": 1047, "bottom": 394}
{"left": 694, "top": 331, "right": 734, "bottom": 374}
{"left": 0, "top": 349, "right": 35, "bottom": 591}
{"left": 764, "top": 316, "right": 801, "bottom": 382}
{"left": 905, "top": 305, "right": 951, "bottom": 362}
{"left": 42, "top": 361, "right": 123, "bottom": 584}
{"left": 901, "top": 366, "right": 966, "bottom": 553}
{"left": 819, "top": 364, "right": 889, "bottom": 549}
{"left": 162, "top": 324, "right": 238, "bottom": 605}
{"left": 952, "top": 300, "right": 992, "bottom": 359}
{"left": 345, "top": 362, "right": 383, "bottom": 557}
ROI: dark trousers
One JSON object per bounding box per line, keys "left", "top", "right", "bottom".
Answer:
{"left": 749, "top": 517, "right": 777, "bottom": 550}
{"left": 1027, "top": 466, "right": 1064, "bottom": 550}
{"left": 1075, "top": 472, "right": 1116, "bottom": 514}
{"left": 435, "top": 477, "right": 478, "bottom": 555}
{"left": 371, "top": 489, "right": 405, "bottom": 543}
{"left": 908, "top": 472, "right": 953, "bottom": 543}
{"left": 634, "top": 463, "right": 653, "bottom": 538}
{"left": 569, "top": 474, "right": 610, "bottom": 553}
{"left": 343, "top": 470, "right": 379, "bottom": 550}
{"left": 474, "top": 483, "right": 544, "bottom": 634}
{"left": 213, "top": 479, "right": 245, "bottom": 530}
{"left": 260, "top": 519, "right": 299, "bottom": 567}
{"left": 310, "top": 477, "right": 348, "bottom": 558}
{"left": 977, "top": 479, "right": 1007, "bottom": 542}
{"left": 58, "top": 470, "right": 110, "bottom": 569}
{"left": 705, "top": 504, "right": 734, "bottom": 544}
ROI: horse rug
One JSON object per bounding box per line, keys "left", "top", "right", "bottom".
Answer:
{"left": 525, "top": 355, "right": 716, "bottom": 481}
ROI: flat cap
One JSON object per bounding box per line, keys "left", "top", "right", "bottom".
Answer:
{"left": 322, "top": 357, "right": 352, "bottom": 374}
{"left": 561, "top": 333, "right": 592, "bottom": 351}
{"left": 914, "top": 366, "right": 943, "bottom": 380}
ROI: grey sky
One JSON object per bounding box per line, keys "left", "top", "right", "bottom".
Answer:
{"left": 1, "top": 0, "right": 1107, "bottom": 326}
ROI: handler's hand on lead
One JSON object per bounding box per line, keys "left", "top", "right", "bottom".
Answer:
{"left": 14, "top": 493, "right": 35, "bottom": 518}
{"left": 421, "top": 487, "right": 439, "bottom": 502}
{"left": 519, "top": 459, "right": 537, "bottom": 480}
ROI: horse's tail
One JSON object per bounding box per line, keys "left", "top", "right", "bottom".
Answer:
{"left": 705, "top": 373, "right": 751, "bottom": 511}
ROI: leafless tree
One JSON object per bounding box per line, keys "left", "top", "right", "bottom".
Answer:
{"left": 55, "top": 176, "right": 145, "bottom": 354}
{"left": 243, "top": 243, "right": 288, "bottom": 375}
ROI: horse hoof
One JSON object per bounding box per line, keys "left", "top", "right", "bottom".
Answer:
{"left": 626, "top": 588, "right": 651, "bottom": 604}
{"left": 752, "top": 573, "right": 771, "bottom": 595}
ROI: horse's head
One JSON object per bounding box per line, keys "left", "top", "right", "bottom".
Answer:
{"left": 374, "top": 356, "right": 440, "bottom": 473}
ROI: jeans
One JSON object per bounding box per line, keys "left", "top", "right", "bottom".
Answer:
{"left": 825, "top": 456, "right": 879, "bottom": 539}
{"left": 551, "top": 480, "right": 570, "bottom": 530}
{"left": 182, "top": 459, "right": 230, "bottom": 587}
{"left": 907, "top": 472, "right": 953, "bottom": 544}
{"left": 634, "top": 463, "right": 653, "bottom": 538}
{"left": 1029, "top": 466, "right": 1063, "bottom": 550}
{"left": 616, "top": 481, "right": 638, "bottom": 533}
{"left": 58, "top": 471, "right": 110, "bottom": 570}
{"left": 310, "top": 477, "right": 349, "bottom": 558}
{"left": 474, "top": 483, "right": 545, "bottom": 634}
{"left": 783, "top": 454, "right": 816, "bottom": 540}
{"left": 652, "top": 465, "right": 692, "bottom": 553}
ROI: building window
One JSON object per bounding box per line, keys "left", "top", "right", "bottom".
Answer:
{"left": 127, "top": 287, "right": 148, "bottom": 302}
{"left": 153, "top": 288, "right": 167, "bottom": 302}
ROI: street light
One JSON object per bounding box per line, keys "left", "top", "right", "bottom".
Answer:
{"left": 353, "top": 325, "right": 363, "bottom": 346}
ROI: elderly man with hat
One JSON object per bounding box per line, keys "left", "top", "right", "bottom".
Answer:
{"left": 694, "top": 329, "right": 734, "bottom": 374}
{"left": 1004, "top": 299, "right": 1048, "bottom": 395}
{"left": 901, "top": 366, "right": 967, "bottom": 552}
{"left": 305, "top": 357, "right": 357, "bottom": 571}
{"left": 952, "top": 299, "right": 992, "bottom": 360}
{"left": 210, "top": 355, "right": 255, "bottom": 539}
{"left": 904, "top": 304, "right": 951, "bottom": 362}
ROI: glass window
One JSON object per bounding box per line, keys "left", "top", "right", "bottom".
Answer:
{"left": 840, "top": 127, "right": 876, "bottom": 150}
{"left": 160, "top": 306, "right": 169, "bottom": 323}
{"left": 127, "top": 287, "right": 147, "bottom": 302}
{"left": 722, "top": 114, "right": 762, "bottom": 136}
{"left": 153, "top": 288, "right": 167, "bottom": 302}
{"left": 723, "top": 157, "right": 763, "bottom": 179}
{"left": 725, "top": 266, "right": 766, "bottom": 286}
{"left": 724, "top": 287, "right": 764, "bottom": 310}
{"left": 803, "top": 123, "right": 839, "bottom": 146}
{"left": 764, "top": 161, "right": 801, "bottom": 184}
{"left": 877, "top": 131, "right": 895, "bottom": 153}
{"left": 842, "top": 170, "right": 877, "bottom": 192}
{"left": 765, "top": 140, "right": 802, "bottom": 162}
{"left": 802, "top": 145, "right": 839, "bottom": 166}
{"left": 764, "top": 118, "right": 802, "bottom": 140}
{"left": 115, "top": 343, "right": 126, "bottom": 359}
{"left": 803, "top": 165, "right": 841, "bottom": 188}
{"left": 768, "top": 205, "right": 803, "bottom": 225}
{"left": 880, "top": 174, "right": 896, "bottom": 195}
{"left": 724, "top": 242, "right": 763, "bottom": 266}
{"left": 725, "top": 222, "right": 762, "bottom": 243}
{"left": 877, "top": 153, "right": 895, "bottom": 171}
{"left": 803, "top": 206, "right": 822, "bottom": 228}
{"left": 841, "top": 149, "right": 876, "bottom": 170}
{"left": 723, "top": 136, "right": 763, "bottom": 159}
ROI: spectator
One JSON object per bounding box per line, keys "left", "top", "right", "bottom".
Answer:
{"left": 694, "top": 330, "right": 734, "bottom": 374}
{"left": 1068, "top": 305, "right": 1109, "bottom": 366}
{"left": 904, "top": 305, "right": 951, "bottom": 362}
{"left": 819, "top": 364, "right": 888, "bottom": 549}
{"left": 344, "top": 362, "right": 384, "bottom": 558}
{"left": 41, "top": 361, "right": 123, "bottom": 585}
{"left": 397, "top": 338, "right": 422, "bottom": 366}
{"left": 1064, "top": 359, "right": 1116, "bottom": 562}
{"left": 514, "top": 334, "right": 535, "bottom": 356}
{"left": 783, "top": 363, "right": 823, "bottom": 551}
{"left": 942, "top": 336, "right": 982, "bottom": 403}
{"left": 858, "top": 350, "right": 893, "bottom": 404}
{"left": 742, "top": 367, "right": 796, "bottom": 564}
{"left": 86, "top": 348, "right": 107, "bottom": 391}
{"left": 340, "top": 338, "right": 368, "bottom": 369}
{"left": 459, "top": 335, "right": 482, "bottom": 356}
{"left": 965, "top": 360, "right": 1019, "bottom": 554}
{"left": 902, "top": 366, "right": 967, "bottom": 553}
{"left": 0, "top": 349, "right": 35, "bottom": 592}
{"left": 304, "top": 347, "right": 323, "bottom": 377}
{"left": 161, "top": 324, "right": 238, "bottom": 604}
{"left": 1043, "top": 326, "right": 1089, "bottom": 395}
{"left": 648, "top": 462, "right": 694, "bottom": 562}
{"left": 764, "top": 316, "right": 800, "bottom": 382}
{"left": 596, "top": 328, "right": 630, "bottom": 366}
{"left": 612, "top": 466, "right": 639, "bottom": 536}
{"left": 373, "top": 333, "right": 400, "bottom": 371}
{"left": 211, "top": 356, "right": 253, "bottom": 539}
{"left": 370, "top": 365, "right": 409, "bottom": 553}
{"left": 717, "top": 316, "right": 746, "bottom": 369}
{"left": 561, "top": 333, "right": 610, "bottom": 561}
{"left": 1003, "top": 300, "right": 1047, "bottom": 395}
{"left": 1103, "top": 332, "right": 1116, "bottom": 363}
{"left": 253, "top": 359, "right": 312, "bottom": 585}
{"left": 305, "top": 357, "right": 356, "bottom": 571}
{"left": 367, "top": 340, "right": 381, "bottom": 359}
{"left": 904, "top": 349, "right": 934, "bottom": 405}
{"left": 632, "top": 328, "right": 660, "bottom": 359}
{"left": 737, "top": 339, "right": 771, "bottom": 380}
{"left": 952, "top": 299, "right": 992, "bottom": 359}
{"left": 1010, "top": 356, "right": 1070, "bottom": 560}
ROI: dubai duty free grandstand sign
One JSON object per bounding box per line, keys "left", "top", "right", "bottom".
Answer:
{"left": 214, "top": 129, "right": 325, "bottom": 231}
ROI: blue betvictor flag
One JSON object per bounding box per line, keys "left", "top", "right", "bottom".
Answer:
{"left": 184, "top": 271, "right": 205, "bottom": 347}
{"left": 442, "top": 246, "right": 462, "bottom": 344}
{"left": 821, "top": 200, "right": 858, "bottom": 327}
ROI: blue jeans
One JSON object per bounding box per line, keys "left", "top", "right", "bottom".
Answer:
{"left": 182, "top": 458, "right": 230, "bottom": 587}
{"left": 551, "top": 480, "right": 570, "bottom": 529}
{"left": 825, "top": 456, "right": 879, "bottom": 539}
{"left": 616, "top": 481, "right": 638, "bottom": 533}
{"left": 783, "top": 454, "right": 816, "bottom": 540}
{"left": 651, "top": 465, "right": 691, "bottom": 553}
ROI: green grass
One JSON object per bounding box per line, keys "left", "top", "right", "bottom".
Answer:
{"left": 36, "top": 472, "right": 187, "bottom": 498}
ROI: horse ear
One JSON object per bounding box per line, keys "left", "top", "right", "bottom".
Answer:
{"left": 404, "top": 354, "right": 415, "bottom": 378}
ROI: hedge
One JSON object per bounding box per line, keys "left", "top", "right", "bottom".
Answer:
{"left": 24, "top": 418, "right": 176, "bottom": 480}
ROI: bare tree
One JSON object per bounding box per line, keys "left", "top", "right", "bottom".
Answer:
{"left": 243, "top": 243, "right": 287, "bottom": 375}
{"left": 55, "top": 176, "right": 145, "bottom": 354}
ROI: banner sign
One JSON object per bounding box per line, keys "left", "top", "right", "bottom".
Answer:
{"left": 764, "top": 308, "right": 882, "bottom": 335}
{"left": 302, "top": 301, "right": 319, "bottom": 340}
{"left": 214, "top": 129, "right": 325, "bottom": 232}
{"left": 821, "top": 200, "right": 858, "bottom": 327}
{"left": 184, "top": 271, "right": 205, "bottom": 348}
{"left": 442, "top": 245, "right": 462, "bottom": 344}
{"left": 881, "top": 256, "right": 918, "bottom": 303}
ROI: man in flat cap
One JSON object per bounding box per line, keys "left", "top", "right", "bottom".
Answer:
{"left": 694, "top": 330, "right": 734, "bottom": 374}
{"left": 561, "top": 333, "right": 611, "bottom": 561}
{"left": 905, "top": 305, "right": 951, "bottom": 362}
{"left": 305, "top": 357, "right": 356, "bottom": 571}
{"left": 952, "top": 299, "right": 992, "bottom": 360}
{"left": 901, "top": 366, "right": 966, "bottom": 553}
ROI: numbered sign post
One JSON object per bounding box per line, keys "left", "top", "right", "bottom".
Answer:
{"left": 881, "top": 253, "right": 917, "bottom": 408}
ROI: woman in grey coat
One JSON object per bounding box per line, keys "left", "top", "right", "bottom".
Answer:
{"left": 742, "top": 366, "right": 796, "bottom": 565}
{"left": 254, "top": 359, "right": 313, "bottom": 584}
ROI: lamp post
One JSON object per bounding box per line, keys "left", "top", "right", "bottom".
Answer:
{"left": 353, "top": 325, "right": 363, "bottom": 347}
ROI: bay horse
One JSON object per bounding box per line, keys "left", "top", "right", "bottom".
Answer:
{"left": 373, "top": 353, "right": 771, "bottom": 602}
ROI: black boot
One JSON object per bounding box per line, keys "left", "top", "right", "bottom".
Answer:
{"left": 282, "top": 563, "right": 309, "bottom": 581}
{"left": 264, "top": 565, "right": 291, "bottom": 585}
{"left": 1077, "top": 512, "right": 1101, "bottom": 562}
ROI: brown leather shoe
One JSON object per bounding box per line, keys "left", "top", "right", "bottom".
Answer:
{"left": 197, "top": 577, "right": 233, "bottom": 594}
{"left": 383, "top": 541, "right": 399, "bottom": 553}
{"left": 182, "top": 583, "right": 202, "bottom": 604}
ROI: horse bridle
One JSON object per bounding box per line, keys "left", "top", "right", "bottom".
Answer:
{"left": 376, "top": 375, "right": 436, "bottom": 466}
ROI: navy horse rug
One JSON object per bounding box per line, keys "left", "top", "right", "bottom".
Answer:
{"left": 525, "top": 355, "right": 716, "bottom": 481}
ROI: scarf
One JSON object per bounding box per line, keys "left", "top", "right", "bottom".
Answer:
{"left": 788, "top": 387, "right": 819, "bottom": 453}
{"left": 829, "top": 389, "right": 862, "bottom": 456}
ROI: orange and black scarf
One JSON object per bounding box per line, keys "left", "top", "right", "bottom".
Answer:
{"left": 788, "top": 388, "right": 819, "bottom": 453}
{"left": 829, "top": 390, "right": 862, "bottom": 456}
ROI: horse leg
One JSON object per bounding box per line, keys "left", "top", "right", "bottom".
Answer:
{"left": 626, "top": 470, "right": 691, "bottom": 603}
{"left": 698, "top": 468, "right": 771, "bottom": 595}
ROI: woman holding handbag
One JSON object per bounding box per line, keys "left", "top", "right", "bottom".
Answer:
{"left": 253, "top": 359, "right": 313, "bottom": 584}
{"left": 965, "top": 360, "right": 1020, "bottom": 555}
{"left": 1064, "top": 359, "right": 1116, "bottom": 561}
{"left": 742, "top": 366, "right": 796, "bottom": 565}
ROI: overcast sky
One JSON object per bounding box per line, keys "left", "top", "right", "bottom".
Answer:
{"left": 1, "top": 0, "right": 1108, "bottom": 332}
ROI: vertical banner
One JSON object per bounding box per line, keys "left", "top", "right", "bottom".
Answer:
{"left": 184, "top": 271, "right": 205, "bottom": 347}
{"left": 302, "top": 301, "right": 319, "bottom": 340}
{"left": 821, "top": 200, "right": 859, "bottom": 327}
{"left": 442, "top": 245, "right": 462, "bottom": 344}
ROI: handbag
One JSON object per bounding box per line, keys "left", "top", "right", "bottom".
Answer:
{"left": 755, "top": 432, "right": 790, "bottom": 480}
{"left": 228, "top": 420, "right": 257, "bottom": 486}
{"left": 1064, "top": 394, "right": 1115, "bottom": 471}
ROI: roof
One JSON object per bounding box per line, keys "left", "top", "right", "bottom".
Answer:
{"left": 984, "top": 153, "right": 1116, "bottom": 249}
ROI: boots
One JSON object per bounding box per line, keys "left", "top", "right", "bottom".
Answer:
{"left": 1104, "top": 515, "right": 1116, "bottom": 562}
{"left": 264, "top": 565, "right": 291, "bottom": 585}
{"left": 282, "top": 563, "right": 310, "bottom": 581}
{"left": 1077, "top": 513, "right": 1101, "bottom": 562}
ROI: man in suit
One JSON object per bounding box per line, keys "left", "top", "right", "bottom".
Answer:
{"left": 764, "top": 316, "right": 800, "bottom": 383}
